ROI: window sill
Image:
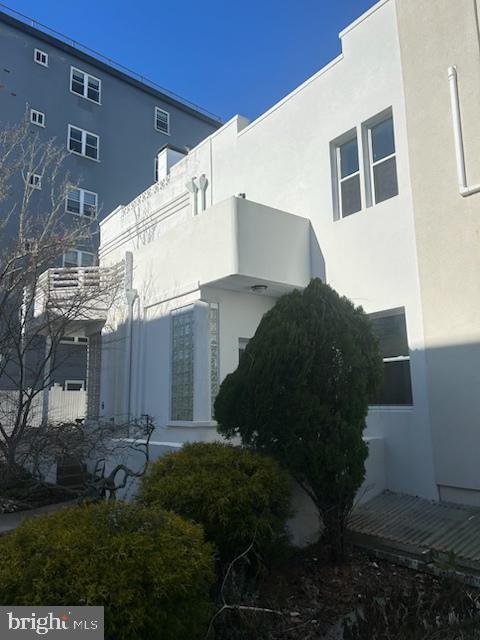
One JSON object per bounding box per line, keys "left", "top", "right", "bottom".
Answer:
{"left": 166, "top": 420, "right": 217, "bottom": 429}
{"left": 68, "top": 150, "right": 100, "bottom": 163}
{"left": 69, "top": 88, "right": 101, "bottom": 106}
{"left": 368, "top": 405, "right": 413, "bottom": 412}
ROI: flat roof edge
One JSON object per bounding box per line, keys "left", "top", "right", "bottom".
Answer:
{"left": 0, "top": 7, "right": 222, "bottom": 127}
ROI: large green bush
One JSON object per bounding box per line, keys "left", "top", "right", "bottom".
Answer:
{"left": 138, "top": 442, "right": 291, "bottom": 562}
{"left": 214, "top": 278, "right": 383, "bottom": 560}
{"left": 0, "top": 502, "right": 215, "bottom": 640}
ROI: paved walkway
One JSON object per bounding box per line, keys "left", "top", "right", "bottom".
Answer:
{"left": 349, "top": 491, "right": 480, "bottom": 574}
{"left": 0, "top": 500, "right": 77, "bottom": 535}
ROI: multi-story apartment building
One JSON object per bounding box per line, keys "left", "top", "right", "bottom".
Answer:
{"left": 34, "top": 0, "right": 480, "bottom": 533}
{"left": 0, "top": 6, "right": 220, "bottom": 394}
{"left": 0, "top": 6, "right": 220, "bottom": 257}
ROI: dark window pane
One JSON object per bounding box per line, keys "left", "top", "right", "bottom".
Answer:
{"left": 71, "top": 77, "right": 84, "bottom": 95}
{"left": 341, "top": 174, "right": 361, "bottom": 217}
{"left": 339, "top": 138, "right": 359, "bottom": 178}
{"left": 87, "top": 79, "right": 100, "bottom": 102}
{"left": 371, "top": 360, "right": 413, "bottom": 405}
{"left": 370, "top": 313, "right": 409, "bottom": 358}
{"left": 373, "top": 156, "right": 398, "bottom": 203}
{"left": 371, "top": 117, "right": 395, "bottom": 161}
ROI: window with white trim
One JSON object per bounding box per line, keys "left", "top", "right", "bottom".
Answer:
{"left": 155, "top": 107, "right": 170, "bottom": 134}
{"left": 70, "top": 67, "right": 101, "bottom": 103}
{"left": 67, "top": 125, "right": 99, "bottom": 160}
{"left": 369, "top": 309, "right": 412, "bottom": 405}
{"left": 62, "top": 250, "right": 95, "bottom": 268}
{"left": 66, "top": 187, "right": 98, "bottom": 218}
{"left": 30, "top": 108, "right": 45, "bottom": 127}
{"left": 332, "top": 131, "right": 362, "bottom": 218}
{"left": 365, "top": 112, "right": 398, "bottom": 205}
{"left": 60, "top": 336, "right": 89, "bottom": 345}
{"left": 28, "top": 173, "right": 42, "bottom": 190}
{"left": 171, "top": 307, "right": 194, "bottom": 421}
{"left": 65, "top": 380, "right": 85, "bottom": 391}
{"left": 34, "top": 48, "right": 48, "bottom": 67}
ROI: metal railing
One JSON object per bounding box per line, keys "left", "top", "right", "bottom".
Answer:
{"left": 0, "top": 2, "right": 221, "bottom": 123}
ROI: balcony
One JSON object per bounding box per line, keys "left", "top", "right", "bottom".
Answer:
{"left": 32, "top": 266, "right": 122, "bottom": 333}
{"left": 132, "top": 196, "right": 321, "bottom": 298}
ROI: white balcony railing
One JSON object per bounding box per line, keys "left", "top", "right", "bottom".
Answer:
{"left": 33, "top": 265, "right": 122, "bottom": 321}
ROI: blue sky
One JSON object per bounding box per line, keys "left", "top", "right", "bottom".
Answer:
{"left": 3, "top": 0, "right": 377, "bottom": 121}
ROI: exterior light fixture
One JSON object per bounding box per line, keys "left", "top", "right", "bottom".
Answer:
{"left": 250, "top": 284, "right": 268, "bottom": 293}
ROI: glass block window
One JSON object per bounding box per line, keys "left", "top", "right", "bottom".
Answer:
{"left": 209, "top": 303, "right": 219, "bottom": 419}
{"left": 369, "top": 309, "right": 412, "bottom": 405}
{"left": 171, "top": 308, "right": 194, "bottom": 421}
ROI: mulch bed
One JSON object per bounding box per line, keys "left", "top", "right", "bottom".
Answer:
{"left": 213, "top": 546, "right": 480, "bottom": 639}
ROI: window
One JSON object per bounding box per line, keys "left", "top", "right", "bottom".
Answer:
{"left": 66, "top": 187, "right": 98, "bottom": 218}
{"left": 34, "top": 48, "right": 48, "bottom": 67}
{"left": 333, "top": 132, "right": 362, "bottom": 218}
{"left": 28, "top": 173, "right": 42, "bottom": 190}
{"left": 171, "top": 307, "right": 194, "bottom": 421}
{"left": 67, "top": 125, "right": 99, "bottom": 160}
{"left": 369, "top": 309, "right": 412, "bottom": 405}
{"left": 65, "top": 380, "right": 85, "bottom": 391}
{"left": 365, "top": 112, "right": 398, "bottom": 205}
{"left": 238, "top": 338, "right": 250, "bottom": 362}
{"left": 209, "top": 303, "right": 219, "bottom": 419}
{"left": 70, "top": 67, "right": 101, "bottom": 103}
{"left": 62, "top": 250, "right": 95, "bottom": 268}
{"left": 60, "top": 336, "right": 89, "bottom": 345}
{"left": 154, "top": 156, "right": 158, "bottom": 182}
{"left": 30, "top": 109, "right": 45, "bottom": 127}
{"left": 24, "top": 238, "right": 37, "bottom": 252}
{"left": 155, "top": 107, "right": 170, "bottom": 134}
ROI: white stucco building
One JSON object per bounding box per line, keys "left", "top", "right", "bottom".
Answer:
{"left": 63, "top": 0, "right": 480, "bottom": 511}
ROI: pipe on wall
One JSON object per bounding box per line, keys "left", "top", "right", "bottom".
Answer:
{"left": 447, "top": 65, "right": 480, "bottom": 197}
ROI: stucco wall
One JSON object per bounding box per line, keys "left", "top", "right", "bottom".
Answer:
{"left": 396, "top": 0, "right": 480, "bottom": 503}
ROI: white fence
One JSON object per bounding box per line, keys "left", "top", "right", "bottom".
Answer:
{"left": 0, "top": 385, "right": 86, "bottom": 431}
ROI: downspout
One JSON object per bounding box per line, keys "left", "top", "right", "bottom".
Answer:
{"left": 124, "top": 252, "right": 138, "bottom": 425}
{"left": 447, "top": 65, "right": 480, "bottom": 197}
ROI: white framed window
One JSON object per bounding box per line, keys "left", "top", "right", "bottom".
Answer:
{"left": 67, "top": 125, "right": 99, "bottom": 161}
{"left": 369, "top": 308, "right": 412, "bottom": 406}
{"left": 70, "top": 67, "right": 101, "bottom": 103}
{"left": 24, "top": 238, "right": 38, "bottom": 252}
{"left": 66, "top": 187, "right": 98, "bottom": 218}
{"left": 60, "top": 336, "right": 89, "bottom": 345}
{"left": 28, "top": 173, "right": 42, "bottom": 190}
{"left": 34, "top": 48, "right": 48, "bottom": 67}
{"left": 171, "top": 306, "right": 194, "bottom": 421}
{"left": 155, "top": 107, "right": 170, "bottom": 135}
{"left": 332, "top": 130, "right": 362, "bottom": 219}
{"left": 364, "top": 111, "right": 398, "bottom": 205}
{"left": 30, "top": 108, "right": 45, "bottom": 127}
{"left": 238, "top": 338, "right": 250, "bottom": 362}
{"left": 65, "top": 380, "right": 85, "bottom": 391}
{"left": 62, "top": 250, "right": 96, "bottom": 268}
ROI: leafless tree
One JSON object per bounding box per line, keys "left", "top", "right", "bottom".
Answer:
{"left": 0, "top": 113, "right": 121, "bottom": 481}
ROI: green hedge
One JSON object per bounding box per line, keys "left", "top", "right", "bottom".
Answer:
{"left": 0, "top": 502, "right": 215, "bottom": 640}
{"left": 138, "top": 442, "right": 291, "bottom": 562}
